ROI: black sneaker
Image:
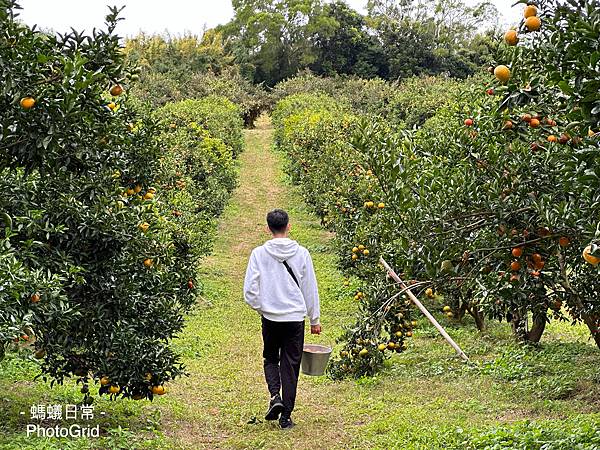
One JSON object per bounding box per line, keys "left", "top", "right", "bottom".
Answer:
{"left": 265, "top": 394, "right": 284, "bottom": 421}
{"left": 279, "top": 416, "right": 294, "bottom": 430}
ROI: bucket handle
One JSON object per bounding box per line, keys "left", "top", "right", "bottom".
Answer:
{"left": 305, "top": 329, "right": 334, "bottom": 350}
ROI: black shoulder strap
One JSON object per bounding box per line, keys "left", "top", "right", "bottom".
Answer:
{"left": 282, "top": 260, "right": 300, "bottom": 288}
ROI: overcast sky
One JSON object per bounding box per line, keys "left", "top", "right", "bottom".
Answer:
{"left": 17, "top": 0, "right": 521, "bottom": 37}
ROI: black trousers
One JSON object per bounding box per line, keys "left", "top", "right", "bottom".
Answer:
{"left": 261, "top": 316, "right": 305, "bottom": 417}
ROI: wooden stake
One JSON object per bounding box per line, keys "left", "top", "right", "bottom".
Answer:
{"left": 380, "top": 257, "right": 470, "bottom": 362}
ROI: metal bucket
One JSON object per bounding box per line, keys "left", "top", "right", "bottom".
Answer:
{"left": 301, "top": 344, "right": 332, "bottom": 376}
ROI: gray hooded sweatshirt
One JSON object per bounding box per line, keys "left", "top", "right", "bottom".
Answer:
{"left": 243, "top": 238, "right": 320, "bottom": 325}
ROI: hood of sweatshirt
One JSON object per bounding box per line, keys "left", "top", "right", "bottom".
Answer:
{"left": 263, "top": 238, "right": 300, "bottom": 262}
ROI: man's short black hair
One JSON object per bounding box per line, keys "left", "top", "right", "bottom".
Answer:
{"left": 267, "top": 209, "right": 289, "bottom": 233}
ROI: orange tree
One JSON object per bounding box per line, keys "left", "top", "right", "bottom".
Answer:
{"left": 273, "top": 93, "right": 418, "bottom": 378}
{"left": 491, "top": 0, "right": 600, "bottom": 343}
{"left": 152, "top": 97, "right": 240, "bottom": 257}
{"left": 351, "top": 0, "right": 600, "bottom": 357}
{"left": 0, "top": 0, "right": 237, "bottom": 400}
{"left": 273, "top": 0, "right": 600, "bottom": 378}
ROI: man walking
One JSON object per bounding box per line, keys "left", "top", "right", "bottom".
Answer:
{"left": 244, "top": 209, "right": 321, "bottom": 429}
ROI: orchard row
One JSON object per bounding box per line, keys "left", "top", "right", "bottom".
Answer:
{"left": 1, "top": 2, "right": 243, "bottom": 400}
{"left": 274, "top": 0, "right": 600, "bottom": 378}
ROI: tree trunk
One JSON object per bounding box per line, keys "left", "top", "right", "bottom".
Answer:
{"left": 511, "top": 312, "right": 528, "bottom": 342}
{"left": 511, "top": 310, "right": 547, "bottom": 343}
{"left": 528, "top": 312, "right": 547, "bottom": 343}
{"left": 469, "top": 306, "right": 486, "bottom": 331}
{"left": 557, "top": 252, "right": 600, "bottom": 349}
{"left": 576, "top": 310, "right": 600, "bottom": 348}
{"left": 457, "top": 301, "right": 468, "bottom": 321}
{"left": 580, "top": 312, "right": 600, "bottom": 349}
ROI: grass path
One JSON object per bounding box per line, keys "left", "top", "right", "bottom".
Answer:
{"left": 159, "top": 116, "right": 358, "bottom": 449}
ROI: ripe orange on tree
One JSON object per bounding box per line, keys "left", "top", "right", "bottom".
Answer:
{"left": 547, "top": 135, "right": 558, "bottom": 143}
{"left": 20, "top": 97, "right": 36, "bottom": 109}
{"left": 152, "top": 385, "right": 166, "bottom": 395}
{"left": 553, "top": 300, "right": 563, "bottom": 310}
{"left": 526, "top": 16, "right": 542, "bottom": 31}
{"left": 583, "top": 246, "right": 600, "bottom": 266}
{"left": 31, "top": 293, "right": 41, "bottom": 303}
{"left": 559, "top": 237, "right": 570, "bottom": 247}
{"left": 143, "top": 258, "right": 154, "bottom": 268}
{"left": 110, "top": 84, "right": 124, "bottom": 96}
{"left": 511, "top": 261, "right": 522, "bottom": 271}
{"left": 494, "top": 65, "right": 511, "bottom": 83}
{"left": 512, "top": 247, "right": 523, "bottom": 258}
{"left": 529, "top": 118, "right": 541, "bottom": 128}
{"left": 464, "top": 118, "right": 474, "bottom": 126}
{"left": 524, "top": 4, "right": 538, "bottom": 18}
{"left": 504, "top": 29, "right": 519, "bottom": 46}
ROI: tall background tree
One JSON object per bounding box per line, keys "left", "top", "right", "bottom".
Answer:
{"left": 220, "top": 0, "right": 500, "bottom": 85}
{"left": 367, "top": 0, "right": 500, "bottom": 79}
{"left": 310, "top": 1, "right": 385, "bottom": 78}
{"left": 220, "top": 0, "right": 329, "bottom": 86}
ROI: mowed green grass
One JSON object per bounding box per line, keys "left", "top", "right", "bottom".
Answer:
{"left": 1, "top": 116, "right": 599, "bottom": 450}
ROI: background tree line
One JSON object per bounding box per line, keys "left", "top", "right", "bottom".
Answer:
{"left": 125, "top": 0, "right": 501, "bottom": 89}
